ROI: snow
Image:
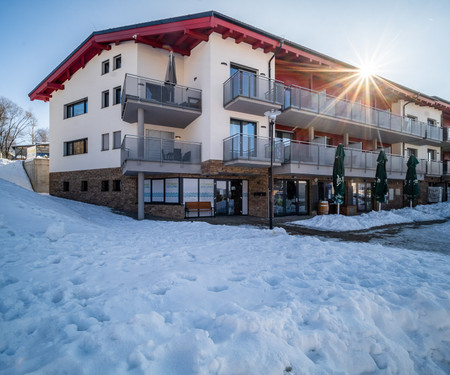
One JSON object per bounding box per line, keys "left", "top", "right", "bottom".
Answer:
{"left": 290, "top": 204, "right": 450, "bottom": 231}
{"left": 0, "top": 159, "right": 32, "bottom": 191}
{"left": 1, "top": 162, "right": 450, "bottom": 374}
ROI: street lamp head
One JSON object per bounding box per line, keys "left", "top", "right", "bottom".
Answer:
{"left": 264, "top": 109, "right": 281, "bottom": 121}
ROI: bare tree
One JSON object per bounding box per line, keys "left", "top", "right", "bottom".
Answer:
{"left": 35, "top": 128, "right": 49, "bottom": 143}
{"left": 0, "top": 97, "right": 36, "bottom": 158}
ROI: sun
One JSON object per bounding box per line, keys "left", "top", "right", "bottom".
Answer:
{"left": 358, "top": 63, "right": 378, "bottom": 79}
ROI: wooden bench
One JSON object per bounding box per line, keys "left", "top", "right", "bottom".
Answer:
{"left": 185, "top": 201, "right": 214, "bottom": 217}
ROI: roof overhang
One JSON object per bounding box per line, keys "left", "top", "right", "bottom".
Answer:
{"left": 29, "top": 11, "right": 348, "bottom": 102}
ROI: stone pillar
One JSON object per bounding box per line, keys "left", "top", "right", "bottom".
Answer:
{"left": 308, "top": 127, "right": 315, "bottom": 142}
{"left": 137, "top": 107, "right": 145, "bottom": 220}
{"left": 138, "top": 172, "right": 144, "bottom": 220}
{"left": 343, "top": 133, "right": 349, "bottom": 147}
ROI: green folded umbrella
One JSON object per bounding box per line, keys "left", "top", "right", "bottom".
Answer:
{"left": 333, "top": 144, "right": 345, "bottom": 213}
{"left": 373, "top": 150, "right": 388, "bottom": 207}
{"left": 404, "top": 154, "right": 419, "bottom": 206}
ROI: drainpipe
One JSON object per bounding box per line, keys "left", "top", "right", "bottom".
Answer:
{"left": 268, "top": 39, "right": 284, "bottom": 81}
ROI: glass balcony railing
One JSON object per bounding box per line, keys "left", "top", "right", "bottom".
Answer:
{"left": 282, "top": 140, "right": 428, "bottom": 175}
{"left": 426, "top": 160, "right": 443, "bottom": 176}
{"left": 284, "top": 85, "right": 443, "bottom": 141}
{"left": 223, "top": 71, "right": 285, "bottom": 106}
{"left": 223, "top": 134, "right": 284, "bottom": 164}
{"left": 122, "top": 73, "right": 201, "bottom": 112}
{"left": 121, "top": 135, "right": 201, "bottom": 166}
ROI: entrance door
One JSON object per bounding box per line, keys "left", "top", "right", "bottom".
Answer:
{"left": 215, "top": 180, "right": 245, "bottom": 215}
{"left": 352, "top": 182, "right": 372, "bottom": 212}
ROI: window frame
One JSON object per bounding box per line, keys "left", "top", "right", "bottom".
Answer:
{"left": 64, "top": 138, "right": 88, "bottom": 156}
{"left": 101, "top": 90, "right": 110, "bottom": 108}
{"left": 81, "top": 180, "right": 88, "bottom": 192}
{"left": 64, "top": 98, "right": 88, "bottom": 119}
{"left": 113, "top": 131, "right": 121, "bottom": 149}
{"left": 101, "top": 133, "right": 109, "bottom": 151}
{"left": 112, "top": 179, "right": 122, "bottom": 192}
{"left": 101, "top": 180, "right": 109, "bottom": 192}
{"left": 113, "top": 86, "right": 121, "bottom": 105}
{"left": 102, "top": 60, "right": 110, "bottom": 75}
{"left": 113, "top": 55, "right": 122, "bottom": 70}
{"left": 63, "top": 181, "right": 69, "bottom": 192}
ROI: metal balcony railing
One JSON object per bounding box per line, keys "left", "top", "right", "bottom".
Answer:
{"left": 223, "top": 70, "right": 285, "bottom": 106}
{"left": 284, "top": 85, "right": 443, "bottom": 141}
{"left": 121, "top": 135, "right": 201, "bottom": 166}
{"left": 282, "top": 140, "right": 428, "bottom": 175}
{"left": 122, "top": 73, "right": 202, "bottom": 114}
{"left": 223, "top": 134, "right": 284, "bottom": 163}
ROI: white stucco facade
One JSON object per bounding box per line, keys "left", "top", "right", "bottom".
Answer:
{"left": 49, "top": 32, "right": 274, "bottom": 173}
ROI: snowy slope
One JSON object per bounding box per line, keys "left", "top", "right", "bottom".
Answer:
{"left": 1, "top": 175, "right": 450, "bottom": 373}
{"left": 0, "top": 159, "right": 32, "bottom": 190}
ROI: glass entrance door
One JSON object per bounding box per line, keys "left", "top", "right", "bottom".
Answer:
{"left": 215, "top": 180, "right": 246, "bottom": 215}
{"left": 352, "top": 182, "right": 372, "bottom": 212}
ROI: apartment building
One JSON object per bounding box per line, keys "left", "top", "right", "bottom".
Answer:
{"left": 29, "top": 11, "right": 450, "bottom": 219}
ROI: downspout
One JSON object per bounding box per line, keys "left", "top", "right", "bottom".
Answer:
{"left": 268, "top": 39, "right": 284, "bottom": 81}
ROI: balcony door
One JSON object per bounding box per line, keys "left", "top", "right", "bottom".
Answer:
{"left": 230, "top": 64, "right": 257, "bottom": 98}
{"left": 230, "top": 119, "right": 256, "bottom": 158}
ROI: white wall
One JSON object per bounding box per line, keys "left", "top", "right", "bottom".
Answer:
{"left": 391, "top": 100, "right": 442, "bottom": 125}
{"left": 49, "top": 41, "right": 138, "bottom": 173}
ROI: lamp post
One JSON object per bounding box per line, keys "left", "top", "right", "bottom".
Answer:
{"left": 264, "top": 109, "right": 281, "bottom": 229}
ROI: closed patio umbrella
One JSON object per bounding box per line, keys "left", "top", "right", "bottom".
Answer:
{"left": 404, "top": 154, "right": 419, "bottom": 208}
{"left": 373, "top": 149, "right": 388, "bottom": 211}
{"left": 333, "top": 143, "right": 345, "bottom": 214}
{"left": 165, "top": 51, "right": 177, "bottom": 101}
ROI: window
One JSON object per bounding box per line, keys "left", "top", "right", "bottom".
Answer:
{"left": 112, "top": 179, "right": 121, "bottom": 192}
{"left": 81, "top": 181, "right": 88, "bottom": 191}
{"left": 113, "top": 55, "right": 121, "bottom": 70}
{"left": 428, "top": 149, "right": 436, "bottom": 161}
{"left": 428, "top": 118, "right": 436, "bottom": 126}
{"left": 113, "top": 131, "right": 121, "bottom": 149}
{"left": 64, "top": 138, "right": 88, "bottom": 156}
{"left": 406, "top": 148, "right": 418, "bottom": 157}
{"left": 63, "top": 181, "right": 69, "bottom": 192}
{"left": 113, "top": 86, "right": 121, "bottom": 105}
{"left": 64, "top": 99, "right": 88, "bottom": 119}
{"left": 101, "top": 180, "right": 109, "bottom": 192}
{"left": 101, "top": 133, "right": 109, "bottom": 151}
{"left": 102, "top": 90, "right": 110, "bottom": 108}
{"left": 102, "top": 60, "right": 110, "bottom": 75}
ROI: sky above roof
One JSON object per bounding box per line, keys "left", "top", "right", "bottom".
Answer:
{"left": 1, "top": 0, "right": 449, "bottom": 132}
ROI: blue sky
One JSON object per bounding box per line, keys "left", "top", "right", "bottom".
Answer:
{"left": 1, "top": 0, "right": 449, "bottom": 134}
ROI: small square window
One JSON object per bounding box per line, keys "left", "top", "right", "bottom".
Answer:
{"left": 113, "top": 179, "right": 122, "bottom": 191}
{"left": 81, "top": 180, "right": 88, "bottom": 191}
{"left": 113, "top": 131, "right": 121, "bottom": 149}
{"left": 113, "top": 86, "right": 121, "bottom": 105}
{"left": 113, "top": 55, "right": 121, "bottom": 70}
{"left": 102, "top": 90, "right": 109, "bottom": 108}
{"left": 102, "top": 133, "right": 109, "bottom": 151}
{"left": 63, "top": 181, "right": 69, "bottom": 192}
{"left": 101, "top": 180, "right": 109, "bottom": 192}
{"left": 102, "top": 60, "right": 110, "bottom": 75}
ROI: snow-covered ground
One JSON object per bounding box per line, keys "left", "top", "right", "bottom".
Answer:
{"left": 1, "top": 161, "right": 450, "bottom": 374}
{"left": 290, "top": 203, "right": 450, "bottom": 232}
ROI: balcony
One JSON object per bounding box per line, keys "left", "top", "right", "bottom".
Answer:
{"left": 443, "top": 161, "right": 450, "bottom": 175}
{"left": 277, "top": 85, "right": 443, "bottom": 145}
{"left": 274, "top": 141, "right": 427, "bottom": 180}
{"left": 223, "top": 71, "right": 283, "bottom": 115}
{"left": 121, "top": 74, "right": 202, "bottom": 128}
{"left": 443, "top": 128, "right": 450, "bottom": 151}
{"left": 223, "top": 134, "right": 284, "bottom": 167}
{"left": 426, "top": 160, "right": 443, "bottom": 176}
{"left": 121, "top": 135, "right": 201, "bottom": 176}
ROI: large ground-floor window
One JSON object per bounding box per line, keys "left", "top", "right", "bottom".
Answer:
{"left": 274, "top": 179, "right": 308, "bottom": 216}
{"left": 352, "top": 182, "right": 372, "bottom": 212}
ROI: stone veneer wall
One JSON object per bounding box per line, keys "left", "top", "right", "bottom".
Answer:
{"left": 50, "top": 168, "right": 137, "bottom": 212}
